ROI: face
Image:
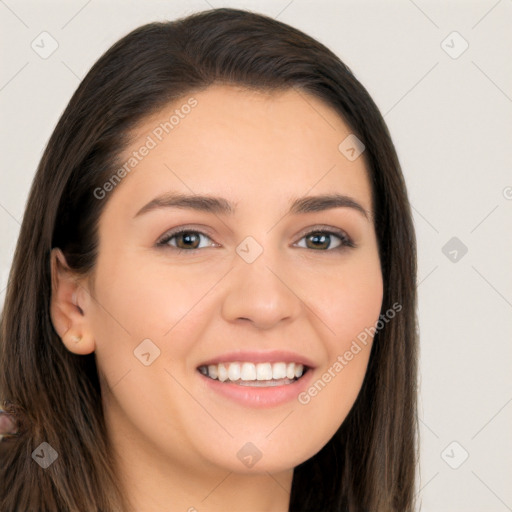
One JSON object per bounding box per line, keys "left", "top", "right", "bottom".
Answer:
{"left": 76, "top": 85, "right": 383, "bottom": 476}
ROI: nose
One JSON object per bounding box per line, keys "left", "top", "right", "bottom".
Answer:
{"left": 220, "top": 248, "right": 303, "bottom": 331}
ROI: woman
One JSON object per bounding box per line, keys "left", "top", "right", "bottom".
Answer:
{"left": 0, "top": 7, "right": 418, "bottom": 511}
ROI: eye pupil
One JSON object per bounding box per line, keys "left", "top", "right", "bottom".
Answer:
{"left": 307, "top": 232, "right": 330, "bottom": 250}
{"left": 177, "top": 232, "right": 200, "bottom": 249}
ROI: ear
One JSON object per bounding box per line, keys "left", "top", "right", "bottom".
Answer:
{"left": 49, "top": 248, "right": 95, "bottom": 355}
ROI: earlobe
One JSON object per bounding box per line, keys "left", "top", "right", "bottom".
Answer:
{"left": 49, "top": 248, "right": 95, "bottom": 355}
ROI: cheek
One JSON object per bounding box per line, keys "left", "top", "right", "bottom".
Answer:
{"left": 296, "top": 347, "right": 373, "bottom": 458}
{"left": 295, "top": 251, "right": 382, "bottom": 432}
{"left": 91, "top": 248, "right": 202, "bottom": 336}
{"left": 88, "top": 252, "right": 211, "bottom": 385}
{"left": 306, "top": 252, "right": 383, "bottom": 345}
{"left": 296, "top": 282, "right": 382, "bottom": 446}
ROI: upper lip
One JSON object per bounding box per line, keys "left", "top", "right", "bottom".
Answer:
{"left": 197, "top": 350, "right": 316, "bottom": 369}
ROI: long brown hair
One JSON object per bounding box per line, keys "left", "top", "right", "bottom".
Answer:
{"left": 0, "top": 8, "right": 418, "bottom": 511}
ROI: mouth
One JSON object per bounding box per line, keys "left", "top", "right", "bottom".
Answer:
{"left": 196, "top": 351, "right": 316, "bottom": 408}
{"left": 197, "top": 361, "right": 310, "bottom": 387}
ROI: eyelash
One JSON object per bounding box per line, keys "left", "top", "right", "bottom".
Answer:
{"left": 156, "top": 226, "right": 356, "bottom": 253}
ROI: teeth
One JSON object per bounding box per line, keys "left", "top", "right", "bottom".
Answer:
{"left": 218, "top": 363, "right": 228, "bottom": 382}
{"left": 207, "top": 364, "right": 218, "bottom": 380}
{"left": 228, "top": 362, "right": 240, "bottom": 381}
{"left": 256, "top": 363, "right": 272, "bottom": 381}
{"left": 199, "top": 361, "right": 306, "bottom": 383}
{"left": 272, "top": 362, "right": 287, "bottom": 379}
{"left": 240, "top": 362, "right": 256, "bottom": 381}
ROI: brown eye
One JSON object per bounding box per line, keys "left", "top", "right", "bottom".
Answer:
{"left": 156, "top": 227, "right": 355, "bottom": 253}
{"left": 296, "top": 229, "right": 355, "bottom": 251}
{"left": 157, "top": 230, "right": 215, "bottom": 250}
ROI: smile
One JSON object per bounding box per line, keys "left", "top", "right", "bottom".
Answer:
{"left": 198, "top": 361, "right": 306, "bottom": 386}
{"left": 197, "top": 360, "right": 314, "bottom": 408}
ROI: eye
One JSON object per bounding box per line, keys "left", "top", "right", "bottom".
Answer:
{"left": 157, "top": 229, "right": 218, "bottom": 251}
{"left": 156, "top": 226, "right": 356, "bottom": 253}
{"left": 294, "top": 228, "right": 355, "bottom": 251}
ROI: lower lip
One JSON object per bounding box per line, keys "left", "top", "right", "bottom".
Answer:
{"left": 198, "top": 368, "right": 315, "bottom": 408}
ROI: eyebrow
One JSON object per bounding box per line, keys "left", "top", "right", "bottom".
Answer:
{"left": 133, "top": 192, "right": 370, "bottom": 221}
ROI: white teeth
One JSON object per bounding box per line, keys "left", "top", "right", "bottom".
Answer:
{"left": 199, "top": 361, "right": 306, "bottom": 383}
{"left": 256, "top": 363, "right": 273, "bottom": 380}
{"left": 218, "top": 363, "right": 228, "bottom": 382}
{"left": 240, "top": 362, "right": 256, "bottom": 381}
{"left": 207, "top": 364, "right": 218, "bottom": 380}
{"left": 272, "top": 362, "right": 287, "bottom": 380}
{"left": 227, "top": 362, "right": 240, "bottom": 381}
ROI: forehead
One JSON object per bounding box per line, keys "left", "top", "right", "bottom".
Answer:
{"left": 107, "top": 84, "right": 372, "bottom": 216}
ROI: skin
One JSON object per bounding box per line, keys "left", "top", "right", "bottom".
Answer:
{"left": 0, "top": 413, "right": 16, "bottom": 436}
{"left": 50, "top": 84, "right": 383, "bottom": 512}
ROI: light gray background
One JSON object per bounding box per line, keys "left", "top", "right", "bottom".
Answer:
{"left": 1, "top": 1, "right": 511, "bottom": 511}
